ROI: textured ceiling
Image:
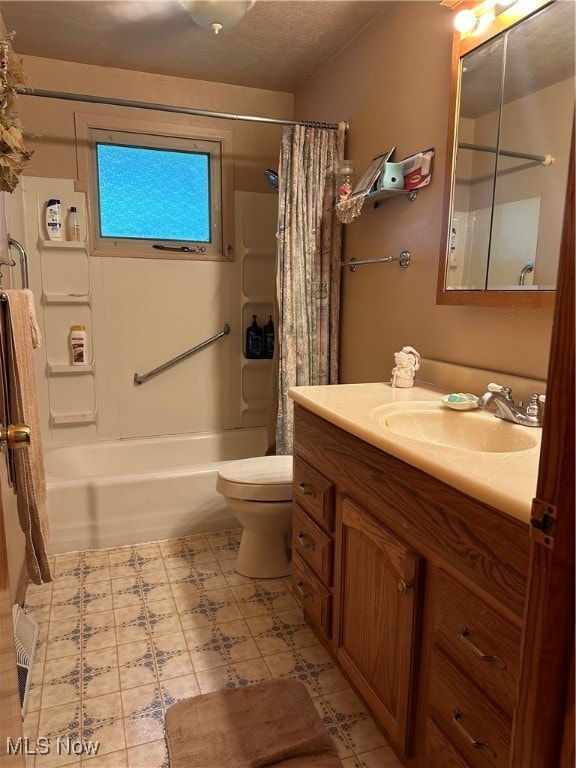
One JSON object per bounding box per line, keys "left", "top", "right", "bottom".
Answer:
{"left": 0, "top": 1, "right": 390, "bottom": 92}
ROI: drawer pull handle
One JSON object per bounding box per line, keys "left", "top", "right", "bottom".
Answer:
{"left": 296, "top": 580, "right": 314, "bottom": 600}
{"left": 458, "top": 625, "right": 507, "bottom": 669}
{"left": 398, "top": 579, "right": 413, "bottom": 595}
{"left": 298, "top": 482, "right": 316, "bottom": 497}
{"left": 450, "top": 706, "right": 497, "bottom": 759}
{"left": 297, "top": 532, "right": 315, "bottom": 550}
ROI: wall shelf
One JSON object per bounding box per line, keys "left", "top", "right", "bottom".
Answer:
{"left": 336, "top": 148, "right": 434, "bottom": 222}
{"left": 47, "top": 363, "right": 94, "bottom": 374}
{"left": 41, "top": 240, "right": 88, "bottom": 250}
{"left": 368, "top": 188, "right": 418, "bottom": 206}
{"left": 43, "top": 292, "right": 90, "bottom": 304}
{"left": 50, "top": 412, "right": 97, "bottom": 426}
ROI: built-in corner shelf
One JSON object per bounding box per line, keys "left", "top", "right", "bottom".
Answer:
{"left": 41, "top": 240, "right": 88, "bottom": 250}
{"left": 47, "top": 363, "right": 94, "bottom": 375}
{"left": 43, "top": 292, "right": 91, "bottom": 304}
{"left": 50, "top": 411, "right": 97, "bottom": 426}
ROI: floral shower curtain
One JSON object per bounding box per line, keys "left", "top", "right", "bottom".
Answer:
{"left": 272, "top": 123, "right": 346, "bottom": 455}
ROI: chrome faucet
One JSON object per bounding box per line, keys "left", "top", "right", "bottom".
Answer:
{"left": 477, "top": 383, "right": 545, "bottom": 427}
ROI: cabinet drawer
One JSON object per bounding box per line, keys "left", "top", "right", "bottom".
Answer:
{"left": 428, "top": 647, "right": 511, "bottom": 768}
{"left": 432, "top": 570, "right": 521, "bottom": 713}
{"left": 292, "top": 552, "right": 332, "bottom": 639}
{"left": 424, "top": 717, "right": 473, "bottom": 768}
{"left": 293, "top": 504, "right": 333, "bottom": 585}
{"left": 293, "top": 456, "right": 334, "bottom": 531}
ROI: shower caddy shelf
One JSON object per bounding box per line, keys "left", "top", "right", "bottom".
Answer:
{"left": 47, "top": 363, "right": 95, "bottom": 374}
{"left": 41, "top": 239, "right": 87, "bottom": 250}
{"left": 50, "top": 411, "right": 97, "bottom": 427}
{"left": 43, "top": 292, "right": 90, "bottom": 304}
{"left": 38, "top": 208, "right": 97, "bottom": 431}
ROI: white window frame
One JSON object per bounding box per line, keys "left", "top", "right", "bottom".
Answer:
{"left": 75, "top": 112, "right": 234, "bottom": 261}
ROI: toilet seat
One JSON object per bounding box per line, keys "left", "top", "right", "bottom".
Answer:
{"left": 216, "top": 455, "right": 293, "bottom": 501}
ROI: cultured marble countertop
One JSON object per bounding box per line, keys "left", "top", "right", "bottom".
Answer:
{"left": 288, "top": 381, "right": 541, "bottom": 524}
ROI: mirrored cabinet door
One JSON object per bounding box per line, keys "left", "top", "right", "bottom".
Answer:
{"left": 438, "top": 0, "right": 575, "bottom": 308}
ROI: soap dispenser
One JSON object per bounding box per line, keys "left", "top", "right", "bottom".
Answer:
{"left": 263, "top": 315, "right": 275, "bottom": 359}
{"left": 245, "top": 315, "right": 263, "bottom": 359}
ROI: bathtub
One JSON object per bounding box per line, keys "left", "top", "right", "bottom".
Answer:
{"left": 44, "top": 427, "right": 268, "bottom": 554}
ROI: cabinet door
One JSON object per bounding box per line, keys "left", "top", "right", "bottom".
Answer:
{"left": 336, "top": 496, "right": 423, "bottom": 756}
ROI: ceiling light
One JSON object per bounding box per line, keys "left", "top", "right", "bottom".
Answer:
{"left": 180, "top": 0, "right": 256, "bottom": 35}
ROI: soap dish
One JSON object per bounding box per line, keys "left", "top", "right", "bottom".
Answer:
{"left": 441, "top": 393, "right": 479, "bottom": 410}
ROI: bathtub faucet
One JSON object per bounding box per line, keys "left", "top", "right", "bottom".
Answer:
{"left": 476, "top": 383, "right": 545, "bottom": 427}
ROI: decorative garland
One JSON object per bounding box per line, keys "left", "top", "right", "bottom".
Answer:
{"left": 0, "top": 33, "right": 32, "bottom": 193}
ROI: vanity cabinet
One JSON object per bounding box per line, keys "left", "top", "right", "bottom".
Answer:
{"left": 292, "top": 455, "right": 335, "bottom": 641}
{"left": 422, "top": 568, "right": 522, "bottom": 768}
{"left": 336, "top": 496, "right": 424, "bottom": 754}
{"left": 291, "top": 403, "right": 530, "bottom": 766}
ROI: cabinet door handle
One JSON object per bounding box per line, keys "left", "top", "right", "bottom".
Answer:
{"left": 450, "top": 706, "right": 497, "bottom": 759}
{"left": 296, "top": 580, "right": 314, "bottom": 600}
{"left": 398, "top": 579, "right": 413, "bottom": 595}
{"left": 298, "top": 482, "right": 316, "bottom": 497}
{"left": 458, "top": 625, "right": 507, "bottom": 669}
{"left": 297, "top": 532, "right": 315, "bottom": 550}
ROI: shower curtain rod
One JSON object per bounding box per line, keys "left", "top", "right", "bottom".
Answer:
{"left": 15, "top": 87, "right": 348, "bottom": 132}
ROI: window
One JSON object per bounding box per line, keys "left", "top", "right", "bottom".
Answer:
{"left": 76, "top": 114, "right": 233, "bottom": 260}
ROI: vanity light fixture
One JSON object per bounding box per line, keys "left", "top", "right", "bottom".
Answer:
{"left": 180, "top": 0, "right": 256, "bottom": 34}
{"left": 453, "top": 0, "right": 521, "bottom": 35}
{"left": 454, "top": 8, "right": 480, "bottom": 32}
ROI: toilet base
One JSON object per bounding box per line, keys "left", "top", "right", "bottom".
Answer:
{"left": 236, "top": 528, "right": 291, "bottom": 578}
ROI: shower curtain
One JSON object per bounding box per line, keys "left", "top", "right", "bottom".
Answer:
{"left": 272, "top": 123, "right": 345, "bottom": 455}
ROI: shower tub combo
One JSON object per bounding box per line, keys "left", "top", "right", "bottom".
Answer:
{"left": 44, "top": 427, "right": 267, "bottom": 554}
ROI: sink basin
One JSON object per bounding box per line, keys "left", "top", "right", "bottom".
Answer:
{"left": 370, "top": 402, "right": 539, "bottom": 453}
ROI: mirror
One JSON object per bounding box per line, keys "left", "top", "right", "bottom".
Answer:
{"left": 437, "top": 0, "right": 575, "bottom": 308}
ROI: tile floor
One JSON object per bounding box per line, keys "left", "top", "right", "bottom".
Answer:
{"left": 22, "top": 529, "right": 402, "bottom": 768}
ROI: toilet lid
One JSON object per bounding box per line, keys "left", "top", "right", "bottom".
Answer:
{"left": 216, "top": 455, "right": 293, "bottom": 501}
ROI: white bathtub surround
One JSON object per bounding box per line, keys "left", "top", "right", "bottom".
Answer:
{"left": 44, "top": 427, "right": 267, "bottom": 554}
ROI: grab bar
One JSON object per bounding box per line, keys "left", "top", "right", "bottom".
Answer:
{"left": 8, "top": 236, "right": 29, "bottom": 289}
{"left": 519, "top": 260, "right": 535, "bottom": 286}
{"left": 134, "top": 324, "right": 231, "bottom": 385}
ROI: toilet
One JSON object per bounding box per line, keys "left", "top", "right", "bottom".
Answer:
{"left": 216, "top": 455, "right": 293, "bottom": 578}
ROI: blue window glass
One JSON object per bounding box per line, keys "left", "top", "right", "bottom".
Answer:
{"left": 96, "top": 143, "right": 211, "bottom": 242}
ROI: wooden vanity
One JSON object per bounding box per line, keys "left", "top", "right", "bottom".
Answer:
{"left": 290, "top": 401, "right": 531, "bottom": 767}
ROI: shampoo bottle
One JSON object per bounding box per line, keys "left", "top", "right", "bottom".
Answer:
{"left": 46, "top": 199, "right": 63, "bottom": 241}
{"left": 68, "top": 206, "right": 81, "bottom": 241}
{"left": 263, "top": 315, "right": 275, "bottom": 359}
{"left": 245, "top": 315, "right": 263, "bottom": 359}
{"left": 70, "top": 324, "right": 88, "bottom": 365}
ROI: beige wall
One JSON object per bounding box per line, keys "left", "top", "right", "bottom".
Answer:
{"left": 294, "top": 2, "right": 554, "bottom": 383}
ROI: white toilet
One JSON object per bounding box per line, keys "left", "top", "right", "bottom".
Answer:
{"left": 215, "top": 455, "right": 293, "bottom": 578}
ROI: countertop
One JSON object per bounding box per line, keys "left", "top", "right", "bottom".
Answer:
{"left": 288, "top": 381, "right": 541, "bottom": 523}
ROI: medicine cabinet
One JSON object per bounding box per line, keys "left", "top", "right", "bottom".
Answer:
{"left": 437, "top": 0, "right": 575, "bottom": 308}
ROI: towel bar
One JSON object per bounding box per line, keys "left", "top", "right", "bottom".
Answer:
{"left": 341, "top": 250, "right": 410, "bottom": 272}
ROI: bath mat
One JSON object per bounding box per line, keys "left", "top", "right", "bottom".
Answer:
{"left": 164, "top": 678, "right": 342, "bottom": 767}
